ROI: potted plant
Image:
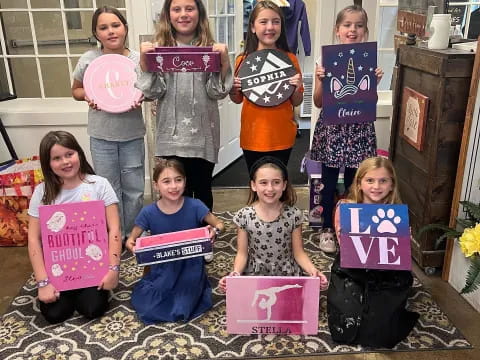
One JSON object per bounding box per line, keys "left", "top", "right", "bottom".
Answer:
{"left": 417, "top": 201, "right": 480, "bottom": 294}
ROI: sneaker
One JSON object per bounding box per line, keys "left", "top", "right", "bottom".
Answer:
{"left": 204, "top": 254, "right": 214, "bottom": 263}
{"left": 318, "top": 229, "right": 337, "bottom": 253}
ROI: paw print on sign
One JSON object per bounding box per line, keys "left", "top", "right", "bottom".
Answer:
{"left": 372, "top": 209, "right": 401, "bottom": 233}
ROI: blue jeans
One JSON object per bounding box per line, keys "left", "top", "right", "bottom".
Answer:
{"left": 90, "top": 137, "right": 145, "bottom": 239}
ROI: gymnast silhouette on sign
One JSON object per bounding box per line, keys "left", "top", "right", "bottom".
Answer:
{"left": 251, "top": 284, "right": 302, "bottom": 320}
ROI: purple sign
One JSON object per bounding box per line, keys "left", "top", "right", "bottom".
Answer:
{"left": 339, "top": 204, "right": 412, "bottom": 270}
{"left": 226, "top": 276, "right": 320, "bottom": 335}
{"left": 322, "top": 42, "right": 378, "bottom": 125}
{"left": 237, "top": 49, "right": 297, "bottom": 107}
{"left": 145, "top": 46, "right": 220, "bottom": 73}
{"left": 39, "top": 201, "right": 109, "bottom": 291}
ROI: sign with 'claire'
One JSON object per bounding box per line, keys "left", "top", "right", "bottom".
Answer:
{"left": 339, "top": 203, "right": 412, "bottom": 271}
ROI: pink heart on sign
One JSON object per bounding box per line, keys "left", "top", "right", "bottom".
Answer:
{"left": 83, "top": 54, "right": 142, "bottom": 113}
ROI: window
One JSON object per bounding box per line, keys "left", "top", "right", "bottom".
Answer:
{"left": 448, "top": 1, "right": 480, "bottom": 39}
{"left": 375, "top": 0, "right": 398, "bottom": 91}
{"left": 0, "top": 0, "right": 127, "bottom": 98}
{"left": 205, "top": 0, "right": 237, "bottom": 66}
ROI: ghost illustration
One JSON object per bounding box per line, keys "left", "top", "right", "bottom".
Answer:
{"left": 51, "top": 263, "right": 63, "bottom": 277}
{"left": 85, "top": 244, "right": 103, "bottom": 261}
{"left": 46, "top": 211, "right": 67, "bottom": 233}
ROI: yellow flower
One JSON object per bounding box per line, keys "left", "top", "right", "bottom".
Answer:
{"left": 459, "top": 223, "right": 480, "bottom": 257}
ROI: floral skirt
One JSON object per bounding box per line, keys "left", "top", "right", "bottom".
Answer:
{"left": 310, "top": 111, "right": 377, "bottom": 168}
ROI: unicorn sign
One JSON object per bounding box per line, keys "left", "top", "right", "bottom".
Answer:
{"left": 322, "top": 42, "right": 378, "bottom": 125}
{"left": 339, "top": 203, "right": 412, "bottom": 271}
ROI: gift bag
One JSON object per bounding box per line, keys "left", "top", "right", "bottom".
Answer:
{"left": 0, "top": 196, "right": 29, "bottom": 246}
{"left": 0, "top": 156, "right": 43, "bottom": 198}
{"left": 0, "top": 157, "right": 43, "bottom": 246}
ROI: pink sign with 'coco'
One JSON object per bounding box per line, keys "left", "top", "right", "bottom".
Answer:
{"left": 83, "top": 54, "right": 142, "bottom": 113}
{"left": 226, "top": 276, "right": 320, "bottom": 335}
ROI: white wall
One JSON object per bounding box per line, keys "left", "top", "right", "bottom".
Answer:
{"left": 0, "top": 98, "right": 153, "bottom": 199}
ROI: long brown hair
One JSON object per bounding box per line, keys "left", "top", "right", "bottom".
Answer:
{"left": 334, "top": 4, "right": 369, "bottom": 42}
{"left": 247, "top": 157, "right": 296, "bottom": 206}
{"left": 347, "top": 157, "right": 401, "bottom": 204}
{"left": 242, "top": 0, "right": 290, "bottom": 56}
{"left": 154, "top": 0, "right": 214, "bottom": 46}
{"left": 39, "top": 131, "right": 95, "bottom": 204}
{"left": 91, "top": 6, "right": 128, "bottom": 48}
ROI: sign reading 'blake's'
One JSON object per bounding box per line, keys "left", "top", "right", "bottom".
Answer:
{"left": 237, "top": 49, "right": 297, "bottom": 107}
{"left": 339, "top": 203, "right": 412, "bottom": 270}
{"left": 39, "top": 200, "right": 109, "bottom": 291}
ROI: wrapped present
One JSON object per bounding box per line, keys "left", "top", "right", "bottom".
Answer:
{"left": 0, "top": 156, "right": 43, "bottom": 197}
{"left": 135, "top": 226, "right": 212, "bottom": 266}
{"left": 145, "top": 46, "right": 221, "bottom": 73}
{"left": 0, "top": 196, "right": 29, "bottom": 246}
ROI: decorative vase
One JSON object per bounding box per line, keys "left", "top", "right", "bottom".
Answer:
{"left": 428, "top": 14, "right": 451, "bottom": 50}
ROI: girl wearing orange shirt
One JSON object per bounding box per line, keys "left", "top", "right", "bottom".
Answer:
{"left": 229, "top": 0, "right": 303, "bottom": 171}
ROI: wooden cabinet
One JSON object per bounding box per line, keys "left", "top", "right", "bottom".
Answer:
{"left": 389, "top": 45, "right": 475, "bottom": 272}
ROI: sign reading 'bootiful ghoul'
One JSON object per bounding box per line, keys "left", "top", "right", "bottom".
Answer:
{"left": 237, "top": 49, "right": 297, "bottom": 107}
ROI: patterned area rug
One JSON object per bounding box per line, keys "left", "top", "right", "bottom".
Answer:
{"left": 0, "top": 212, "right": 472, "bottom": 359}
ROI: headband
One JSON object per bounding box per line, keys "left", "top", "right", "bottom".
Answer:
{"left": 249, "top": 156, "right": 289, "bottom": 181}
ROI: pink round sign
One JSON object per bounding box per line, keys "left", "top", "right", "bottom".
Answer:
{"left": 83, "top": 54, "right": 142, "bottom": 113}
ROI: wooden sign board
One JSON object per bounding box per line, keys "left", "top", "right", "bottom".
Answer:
{"left": 39, "top": 200, "right": 109, "bottom": 291}
{"left": 400, "top": 87, "right": 429, "bottom": 151}
{"left": 135, "top": 226, "right": 212, "bottom": 266}
{"left": 397, "top": 10, "right": 427, "bottom": 37}
{"left": 322, "top": 42, "right": 378, "bottom": 125}
{"left": 146, "top": 46, "right": 220, "bottom": 73}
{"left": 226, "top": 276, "right": 320, "bottom": 335}
{"left": 339, "top": 204, "right": 412, "bottom": 271}
{"left": 237, "top": 49, "right": 297, "bottom": 107}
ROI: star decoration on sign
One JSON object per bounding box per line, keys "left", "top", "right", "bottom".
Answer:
{"left": 182, "top": 117, "right": 192, "bottom": 126}
{"left": 334, "top": 61, "right": 338, "bottom": 66}
{"left": 338, "top": 52, "right": 344, "bottom": 57}
{"left": 190, "top": 128, "right": 198, "bottom": 134}
{"left": 327, "top": 72, "right": 332, "bottom": 77}
{"left": 263, "top": 95, "right": 270, "bottom": 103}
{"left": 341, "top": 75, "right": 345, "bottom": 79}
{"left": 255, "top": 56, "right": 262, "bottom": 62}
{"left": 282, "top": 83, "right": 290, "bottom": 90}
{"left": 277, "top": 93, "right": 283, "bottom": 99}
{"left": 358, "top": 66, "right": 363, "bottom": 71}
{"left": 250, "top": 64, "right": 257, "bottom": 72}
{"left": 363, "top": 52, "right": 369, "bottom": 57}
{"left": 350, "top": 49, "right": 355, "bottom": 55}
{"left": 246, "top": 61, "right": 251, "bottom": 65}
{"left": 369, "top": 67, "right": 374, "bottom": 72}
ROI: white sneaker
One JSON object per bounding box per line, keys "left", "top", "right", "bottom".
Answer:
{"left": 318, "top": 229, "right": 337, "bottom": 253}
{"left": 204, "top": 253, "right": 214, "bottom": 263}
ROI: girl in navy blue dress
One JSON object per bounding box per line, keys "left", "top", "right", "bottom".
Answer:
{"left": 125, "top": 159, "right": 224, "bottom": 324}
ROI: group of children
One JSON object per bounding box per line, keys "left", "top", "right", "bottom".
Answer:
{"left": 26, "top": 0, "right": 418, "bottom": 350}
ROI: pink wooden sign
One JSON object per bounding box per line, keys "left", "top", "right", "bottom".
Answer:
{"left": 339, "top": 204, "right": 412, "bottom": 270}
{"left": 83, "top": 54, "right": 142, "bottom": 113}
{"left": 135, "top": 226, "right": 212, "bottom": 265}
{"left": 39, "top": 200, "right": 109, "bottom": 291}
{"left": 226, "top": 276, "right": 320, "bottom": 335}
{"left": 145, "top": 46, "right": 220, "bottom": 73}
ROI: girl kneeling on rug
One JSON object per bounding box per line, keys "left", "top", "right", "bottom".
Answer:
{"left": 126, "top": 159, "right": 224, "bottom": 324}
{"left": 219, "top": 156, "right": 328, "bottom": 291}
{"left": 28, "top": 131, "right": 121, "bottom": 324}
{"left": 328, "top": 157, "right": 419, "bottom": 348}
